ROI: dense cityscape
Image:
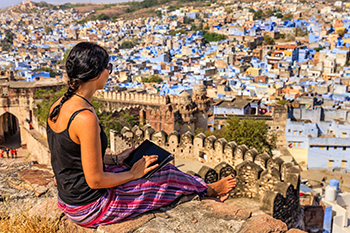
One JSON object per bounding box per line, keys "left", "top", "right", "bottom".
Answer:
{"left": 1, "top": 0, "right": 350, "bottom": 232}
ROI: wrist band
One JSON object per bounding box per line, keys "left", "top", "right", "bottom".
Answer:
{"left": 110, "top": 153, "right": 118, "bottom": 165}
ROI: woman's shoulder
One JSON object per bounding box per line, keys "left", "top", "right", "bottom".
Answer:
{"left": 48, "top": 97, "right": 96, "bottom": 132}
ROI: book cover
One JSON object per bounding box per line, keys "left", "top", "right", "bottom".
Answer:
{"left": 123, "top": 139, "right": 174, "bottom": 179}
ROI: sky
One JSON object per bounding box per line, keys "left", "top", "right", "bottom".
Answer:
{"left": 0, "top": 0, "right": 130, "bottom": 9}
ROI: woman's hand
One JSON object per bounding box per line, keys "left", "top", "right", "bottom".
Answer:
{"left": 104, "top": 146, "right": 135, "bottom": 165}
{"left": 130, "top": 155, "right": 159, "bottom": 179}
{"left": 118, "top": 146, "right": 135, "bottom": 165}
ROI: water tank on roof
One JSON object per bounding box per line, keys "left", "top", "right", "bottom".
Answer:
{"left": 325, "top": 185, "right": 337, "bottom": 201}
{"left": 329, "top": 179, "right": 340, "bottom": 191}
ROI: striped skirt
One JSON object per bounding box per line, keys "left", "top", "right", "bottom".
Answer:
{"left": 57, "top": 164, "right": 208, "bottom": 228}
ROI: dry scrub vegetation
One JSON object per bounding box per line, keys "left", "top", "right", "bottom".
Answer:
{"left": 0, "top": 212, "right": 61, "bottom": 233}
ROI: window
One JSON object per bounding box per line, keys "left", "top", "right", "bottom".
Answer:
{"left": 341, "top": 160, "right": 347, "bottom": 169}
{"left": 342, "top": 132, "right": 347, "bottom": 138}
{"left": 343, "top": 147, "right": 347, "bottom": 151}
{"left": 328, "top": 160, "right": 334, "bottom": 170}
{"left": 288, "top": 129, "right": 291, "bottom": 133}
{"left": 319, "top": 146, "right": 324, "bottom": 149}
{"left": 299, "top": 131, "right": 302, "bottom": 135}
{"left": 298, "top": 142, "right": 301, "bottom": 147}
{"left": 310, "top": 145, "right": 313, "bottom": 148}
{"left": 334, "top": 146, "right": 337, "bottom": 150}
{"left": 327, "top": 146, "right": 329, "bottom": 151}
{"left": 293, "top": 131, "right": 296, "bottom": 135}
{"left": 293, "top": 142, "right": 296, "bottom": 147}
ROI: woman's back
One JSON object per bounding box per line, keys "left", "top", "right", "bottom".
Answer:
{"left": 47, "top": 100, "right": 107, "bottom": 206}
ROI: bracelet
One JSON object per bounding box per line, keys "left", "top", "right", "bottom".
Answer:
{"left": 110, "top": 153, "right": 118, "bottom": 165}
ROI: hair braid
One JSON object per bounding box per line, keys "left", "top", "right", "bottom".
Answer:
{"left": 49, "top": 79, "right": 82, "bottom": 122}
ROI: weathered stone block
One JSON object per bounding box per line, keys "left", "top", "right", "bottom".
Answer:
{"left": 28, "top": 198, "right": 62, "bottom": 220}
{"left": 98, "top": 213, "right": 155, "bottom": 233}
{"left": 198, "top": 165, "right": 218, "bottom": 184}
{"left": 239, "top": 214, "right": 288, "bottom": 233}
{"left": 201, "top": 199, "right": 251, "bottom": 220}
{"left": 214, "top": 162, "right": 236, "bottom": 180}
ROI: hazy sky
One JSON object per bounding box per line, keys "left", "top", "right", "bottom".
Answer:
{"left": 0, "top": 0, "right": 130, "bottom": 9}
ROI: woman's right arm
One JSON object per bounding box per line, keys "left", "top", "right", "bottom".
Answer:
{"left": 72, "top": 110, "right": 158, "bottom": 189}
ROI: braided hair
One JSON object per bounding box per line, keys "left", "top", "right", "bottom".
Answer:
{"left": 49, "top": 42, "right": 109, "bottom": 122}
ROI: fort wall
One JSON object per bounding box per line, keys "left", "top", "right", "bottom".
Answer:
{"left": 22, "top": 127, "right": 50, "bottom": 165}
{"left": 111, "top": 124, "right": 301, "bottom": 228}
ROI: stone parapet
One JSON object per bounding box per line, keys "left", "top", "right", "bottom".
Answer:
{"left": 111, "top": 124, "right": 302, "bottom": 228}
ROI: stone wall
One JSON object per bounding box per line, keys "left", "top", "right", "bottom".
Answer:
{"left": 22, "top": 127, "right": 51, "bottom": 165}
{"left": 101, "top": 91, "right": 169, "bottom": 105}
{"left": 110, "top": 124, "right": 302, "bottom": 228}
{"left": 96, "top": 89, "right": 210, "bottom": 135}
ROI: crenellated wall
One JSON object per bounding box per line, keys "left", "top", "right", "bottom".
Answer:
{"left": 110, "top": 124, "right": 302, "bottom": 228}
{"left": 96, "top": 90, "right": 211, "bottom": 135}
{"left": 101, "top": 91, "right": 169, "bottom": 105}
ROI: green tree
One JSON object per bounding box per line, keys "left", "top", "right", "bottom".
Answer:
{"left": 120, "top": 41, "right": 135, "bottom": 49}
{"left": 224, "top": 7, "right": 233, "bottom": 14}
{"left": 264, "top": 35, "right": 275, "bottom": 45}
{"left": 265, "top": 9, "right": 274, "bottom": 17}
{"left": 275, "top": 13, "right": 283, "bottom": 18}
{"left": 282, "top": 14, "right": 293, "bottom": 21}
{"left": 33, "top": 87, "right": 67, "bottom": 125}
{"left": 201, "top": 117, "right": 277, "bottom": 155}
{"left": 34, "top": 67, "right": 60, "bottom": 77}
{"left": 276, "top": 99, "right": 288, "bottom": 105}
{"left": 45, "top": 26, "right": 53, "bottom": 34}
{"left": 295, "top": 27, "right": 308, "bottom": 37}
{"left": 156, "top": 10, "right": 162, "bottom": 18}
{"left": 168, "top": 29, "right": 187, "bottom": 36}
{"left": 184, "top": 18, "right": 194, "bottom": 24}
{"left": 142, "top": 75, "right": 163, "bottom": 83}
{"left": 96, "top": 13, "right": 110, "bottom": 20}
{"left": 202, "top": 31, "right": 226, "bottom": 43}
{"left": 275, "top": 33, "right": 285, "bottom": 40}
{"left": 0, "top": 43, "right": 11, "bottom": 52}
{"left": 38, "top": 1, "right": 49, "bottom": 7}
{"left": 60, "top": 49, "right": 71, "bottom": 64}
{"left": 314, "top": 47, "right": 325, "bottom": 52}
{"left": 5, "top": 31, "right": 13, "bottom": 44}
{"left": 253, "top": 9, "right": 263, "bottom": 20}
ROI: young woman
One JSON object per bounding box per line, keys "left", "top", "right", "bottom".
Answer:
{"left": 47, "top": 42, "right": 236, "bottom": 228}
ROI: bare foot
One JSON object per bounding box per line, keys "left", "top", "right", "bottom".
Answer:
{"left": 206, "top": 174, "right": 236, "bottom": 197}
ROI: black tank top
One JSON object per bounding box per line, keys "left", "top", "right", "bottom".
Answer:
{"left": 47, "top": 109, "right": 108, "bottom": 206}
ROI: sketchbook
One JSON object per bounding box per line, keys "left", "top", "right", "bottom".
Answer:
{"left": 123, "top": 139, "right": 174, "bottom": 179}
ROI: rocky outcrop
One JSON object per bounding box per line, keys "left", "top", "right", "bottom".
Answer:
{"left": 0, "top": 159, "right": 306, "bottom": 233}
{"left": 0, "top": 160, "right": 57, "bottom": 217}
